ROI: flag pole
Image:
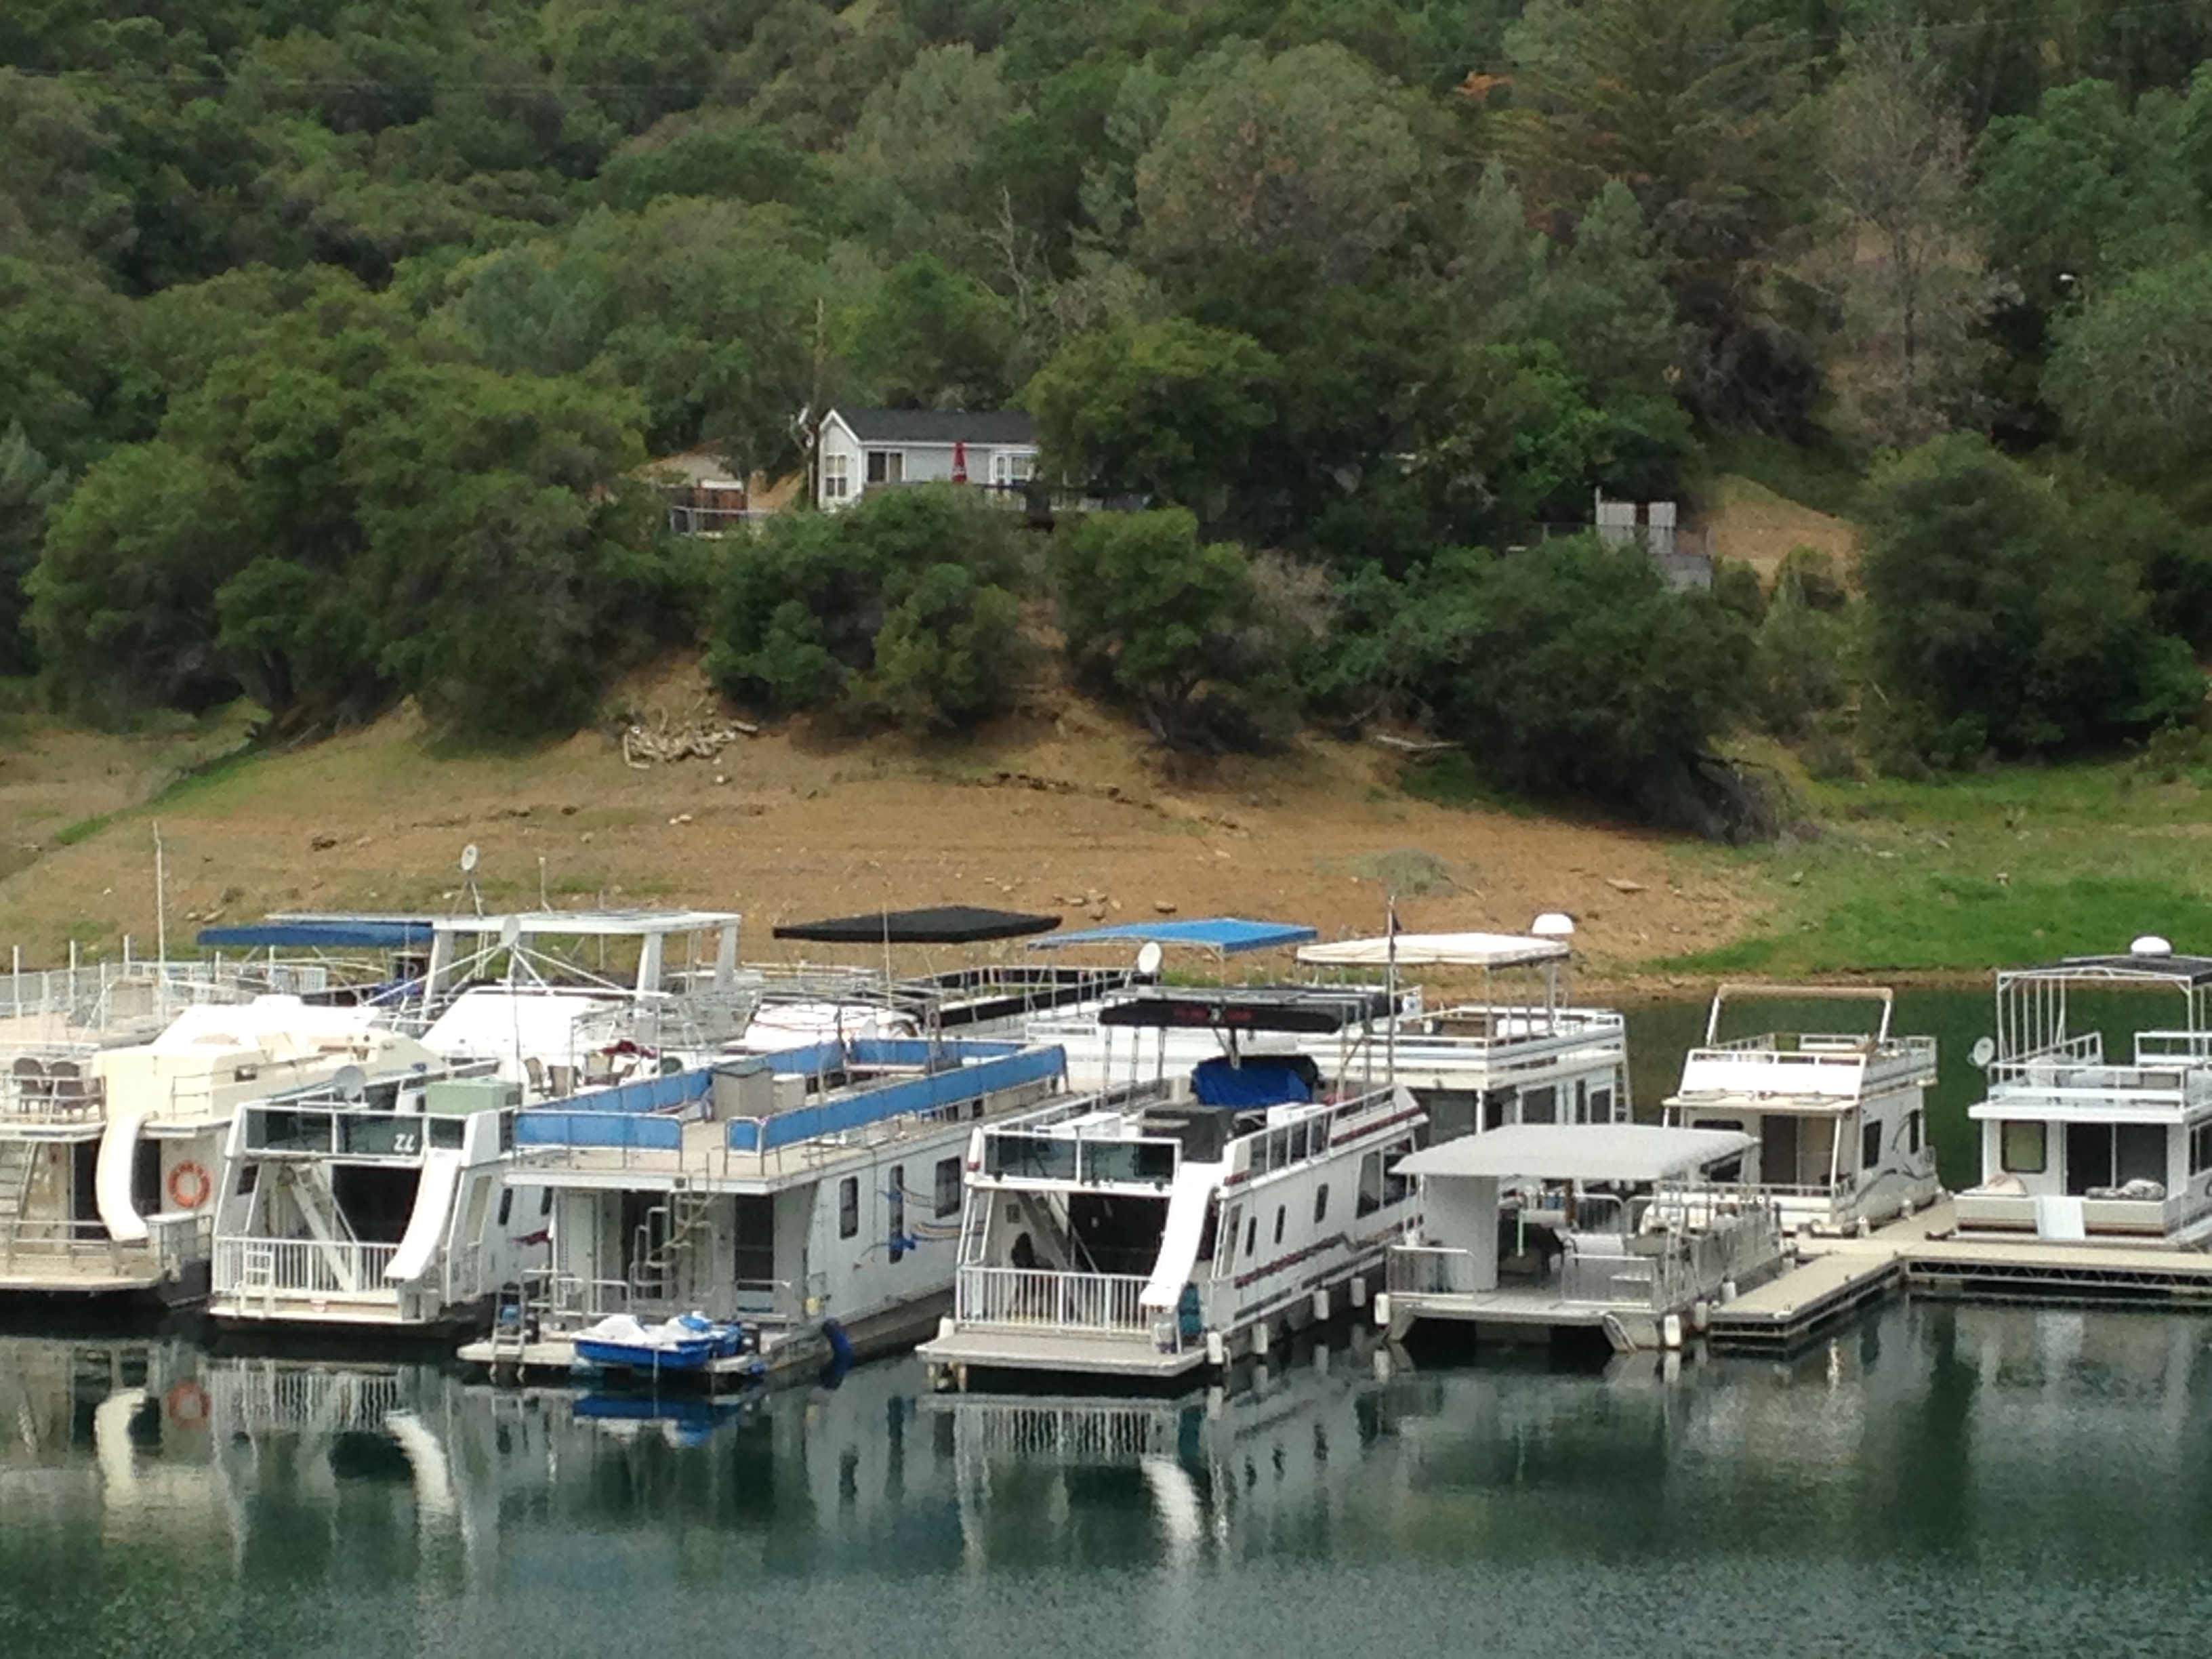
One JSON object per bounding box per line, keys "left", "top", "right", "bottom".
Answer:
{"left": 1385, "top": 893, "right": 1398, "bottom": 1085}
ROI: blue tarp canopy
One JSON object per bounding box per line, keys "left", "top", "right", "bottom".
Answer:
{"left": 1029, "top": 918, "right": 1317, "bottom": 956}
{"left": 197, "top": 920, "right": 433, "bottom": 950}
{"left": 1191, "top": 1056, "right": 1317, "bottom": 1108}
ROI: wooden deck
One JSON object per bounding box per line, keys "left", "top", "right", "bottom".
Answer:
{"left": 917, "top": 1326, "right": 1210, "bottom": 1383}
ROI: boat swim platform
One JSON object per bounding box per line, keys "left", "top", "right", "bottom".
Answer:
{"left": 918, "top": 1327, "right": 1212, "bottom": 1386}
{"left": 1708, "top": 1200, "right": 2212, "bottom": 1354}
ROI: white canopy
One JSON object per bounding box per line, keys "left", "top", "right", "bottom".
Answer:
{"left": 1296, "top": 931, "right": 1569, "bottom": 970}
{"left": 1394, "top": 1124, "right": 1755, "bottom": 1185}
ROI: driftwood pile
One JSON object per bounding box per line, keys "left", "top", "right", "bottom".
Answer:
{"left": 621, "top": 712, "right": 757, "bottom": 769}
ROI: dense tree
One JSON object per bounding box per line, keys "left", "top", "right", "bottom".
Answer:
{"left": 2045, "top": 249, "right": 2212, "bottom": 498}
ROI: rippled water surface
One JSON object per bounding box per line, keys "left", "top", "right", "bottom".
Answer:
{"left": 5, "top": 1298, "right": 2212, "bottom": 1657}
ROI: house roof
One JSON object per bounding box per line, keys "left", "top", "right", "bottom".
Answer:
{"left": 831, "top": 407, "right": 1038, "bottom": 447}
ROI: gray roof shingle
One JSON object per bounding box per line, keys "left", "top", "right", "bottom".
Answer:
{"left": 833, "top": 407, "right": 1038, "bottom": 445}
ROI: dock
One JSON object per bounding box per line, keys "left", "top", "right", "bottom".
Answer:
{"left": 1708, "top": 1200, "right": 2212, "bottom": 1353}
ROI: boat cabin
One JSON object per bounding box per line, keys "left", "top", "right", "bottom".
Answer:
{"left": 920, "top": 986, "right": 1431, "bottom": 1387}
{"left": 1957, "top": 944, "right": 2212, "bottom": 1246}
{"left": 1380, "top": 1123, "right": 1782, "bottom": 1352}
{"left": 1663, "top": 985, "right": 1939, "bottom": 1233}
{"left": 207, "top": 1057, "right": 525, "bottom": 1332}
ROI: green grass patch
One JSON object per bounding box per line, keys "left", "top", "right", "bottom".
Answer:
{"left": 52, "top": 814, "right": 112, "bottom": 847}
{"left": 1704, "top": 431, "right": 1864, "bottom": 518}
{"left": 1398, "top": 752, "right": 1540, "bottom": 817}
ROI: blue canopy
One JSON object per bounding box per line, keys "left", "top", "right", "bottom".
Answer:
{"left": 1031, "top": 917, "right": 1317, "bottom": 956}
{"left": 197, "top": 920, "right": 433, "bottom": 950}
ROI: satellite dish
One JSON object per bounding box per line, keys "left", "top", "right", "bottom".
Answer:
{"left": 1969, "top": 1037, "right": 1996, "bottom": 1070}
{"left": 332, "top": 1064, "right": 368, "bottom": 1103}
{"left": 1531, "top": 912, "right": 1575, "bottom": 938}
{"left": 1136, "top": 941, "right": 1165, "bottom": 977}
{"left": 499, "top": 916, "right": 524, "bottom": 949}
{"left": 2132, "top": 934, "right": 2173, "bottom": 957}
{"left": 459, "top": 843, "right": 480, "bottom": 874}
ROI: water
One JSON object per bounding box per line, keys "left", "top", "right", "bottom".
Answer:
{"left": 5, "top": 1300, "right": 2212, "bottom": 1656}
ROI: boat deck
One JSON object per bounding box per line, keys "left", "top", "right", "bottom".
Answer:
{"left": 1708, "top": 1200, "right": 2212, "bottom": 1352}
{"left": 918, "top": 1327, "right": 1210, "bottom": 1382}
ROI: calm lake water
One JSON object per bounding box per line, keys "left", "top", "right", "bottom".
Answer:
{"left": 7, "top": 986, "right": 2211, "bottom": 1655}
{"left": 5, "top": 1301, "right": 2212, "bottom": 1656}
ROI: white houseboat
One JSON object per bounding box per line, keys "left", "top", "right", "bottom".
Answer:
{"left": 205, "top": 1055, "right": 527, "bottom": 1335}
{"left": 1, "top": 998, "right": 439, "bottom": 1304}
{"left": 1662, "top": 985, "right": 1940, "bottom": 1234}
{"left": 919, "top": 986, "right": 1432, "bottom": 1389}
{"left": 1957, "top": 941, "right": 2212, "bottom": 1246}
{"left": 460, "top": 1034, "right": 1069, "bottom": 1385}
{"left": 1378, "top": 1123, "right": 1784, "bottom": 1352}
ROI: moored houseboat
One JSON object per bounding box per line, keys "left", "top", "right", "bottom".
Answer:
{"left": 1662, "top": 985, "right": 1940, "bottom": 1234}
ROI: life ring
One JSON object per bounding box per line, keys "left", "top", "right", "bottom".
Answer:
{"left": 165, "top": 1382, "right": 209, "bottom": 1427}
{"left": 166, "top": 1161, "right": 212, "bottom": 1211}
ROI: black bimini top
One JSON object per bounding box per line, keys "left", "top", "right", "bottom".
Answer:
{"left": 1099, "top": 986, "right": 1395, "bottom": 1034}
{"left": 772, "top": 906, "right": 1062, "bottom": 945}
{"left": 2033, "top": 952, "right": 2212, "bottom": 987}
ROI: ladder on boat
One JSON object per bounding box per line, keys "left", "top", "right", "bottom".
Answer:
{"left": 0, "top": 1141, "right": 37, "bottom": 1267}
{"left": 632, "top": 1186, "right": 714, "bottom": 1307}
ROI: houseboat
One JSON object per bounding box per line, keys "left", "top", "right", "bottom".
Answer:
{"left": 1, "top": 998, "right": 440, "bottom": 1304}
{"left": 1377, "top": 1122, "right": 1784, "bottom": 1353}
{"left": 1027, "top": 923, "right": 1635, "bottom": 1134}
{"left": 459, "top": 1035, "right": 1069, "bottom": 1385}
{"left": 1662, "top": 985, "right": 1940, "bottom": 1234}
{"left": 1956, "top": 941, "right": 2212, "bottom": 1246}
{"left": 205, "top": 1055, "right": 527, "bottom": 1336}
{"left": 918, "top": 985, "right": 1433, "bottom": 1389}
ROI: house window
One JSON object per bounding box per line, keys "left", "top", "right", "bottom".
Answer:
{"left": 1313, "top": 1185, "right": 1330, "bottom": 1225}
{"left": 822, "top": 451, "right": 850, "bottom": 500}
{"left": 2000, "top": 1121, "right": 2046, "bottom": 1174}
{"left": 991, "top": 450, "right": 1036, "bottom": 486}
{"left": 865, "top": 449, "right": 904, "bottom": 485}
{"left": 934, "top": 1156, "right": 961, "bottom": 1218}
{"left": 1862, "top": 1119, "right": 1883, "bottom": 1173}
{"left": 888, "top": 1164, "right": 905, "bottom": 1265}
{"left": 838, "top": 1175, "right": 859, "bottom": 1238}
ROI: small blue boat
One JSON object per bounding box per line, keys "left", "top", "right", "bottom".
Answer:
{"left": 573, "top": 1312, "right": 752, "bottom": 1374}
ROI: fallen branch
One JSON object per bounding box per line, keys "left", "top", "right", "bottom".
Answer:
{"left": 1370, "top": 733, "right": 1462, "bottom": 756}
{"left": 622, "top": 718, "right": 757, "bottom": 769}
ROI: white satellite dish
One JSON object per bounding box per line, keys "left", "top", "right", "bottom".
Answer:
{"left": 460, "top": 843, "right": 479, "bottom": 874}
{"left": 332, "top": 1064, "right": 367, "bottom": 1103}
{"left": 500, "top": 916, "right": 524, "bottom": 949}
{"left": 1136, "top": 941, "right": 1165, "bottom": 977}
{"left": 1969, "top": 1036, "right": 1996, "bottom": 1070}
{"left": 2131, "top": 934, "right": 2173, "bottom": 957}
{"left": 1531, "top": 912, "right": 1575, "bottom": 938}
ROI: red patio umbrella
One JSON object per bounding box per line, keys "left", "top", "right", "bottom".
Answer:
{"left": 951, "top": 439, "right": 968, "bottom": 484}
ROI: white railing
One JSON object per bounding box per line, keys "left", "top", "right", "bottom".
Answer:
{"left": 216, "top": 1235, "right": 400, "bottom": 1298}
{"left": 1387, "top": 1246, "right": 1478, "bottom": 1296}
{"left": 955, "top": 1265, "right": 1151, "bottom": 1334}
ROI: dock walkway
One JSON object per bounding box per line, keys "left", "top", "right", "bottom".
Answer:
{"left": 1708, "top": 1201, "right": 2212, "bottom": 1353}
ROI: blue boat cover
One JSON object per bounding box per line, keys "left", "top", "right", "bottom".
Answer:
{"left": 1031, "top": 918, "right": 1317, "bottom": 956}
{"left": 1191, "top": 1057, "right": 1316, "bottom": 1108}
{"left": 197, "top": 920, "right": 434, "bottom": 949}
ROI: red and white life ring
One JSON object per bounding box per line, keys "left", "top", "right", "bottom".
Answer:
{"left": 165, "top": 1382, "right": 209, "bottom": 1427}
{"left": 166, "top": 1161, "right": 212, "bottom": 1211}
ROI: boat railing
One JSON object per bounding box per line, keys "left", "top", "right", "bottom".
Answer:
{"left": 933, "top": 1398, "right": 1184, "bottom": 1466}
{"left": 1989, "top": 1031, "right": 2104, "bottom": 1075}
{"left": 2133, "top": 1030, "right": 2212, "bottom": 1065}
{"left": 211, "top": 1361, "right": 407, "bottom": 1437}
{"left": 215, "top": 1235, "right": 401, "bottom": 1299}
{"left": 1981, "top": 1062, "right": 2207, "bottom": 1112}
{"left": 1386, "top": 1245, "right": 1479, "bottom": 1296}
{"left": 955, "top": 1265, "right": 1152, "bottom": 1336}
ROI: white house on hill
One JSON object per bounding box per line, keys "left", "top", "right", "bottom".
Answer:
{"left": 815, "top": 407, "right": 1039, "bottom": 512}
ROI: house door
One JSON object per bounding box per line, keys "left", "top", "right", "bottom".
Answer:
{"left": 2064, "top": 1123, "right": 2111, "bottom": 1195}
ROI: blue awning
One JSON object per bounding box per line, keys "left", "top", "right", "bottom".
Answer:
{"left": 197, "top": 920, "right": 434, "bottom": 950}
{"left": 1030, "top": 918, "right": 1317, "bottom": 956}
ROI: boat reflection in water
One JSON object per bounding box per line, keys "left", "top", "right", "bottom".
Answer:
{"left": 7, "top": 1302, "right": 2212, "bottom": 1650}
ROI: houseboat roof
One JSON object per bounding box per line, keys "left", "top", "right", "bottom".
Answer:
{"left": 831, "top": 407, "right": 1038, "bottom": 446}
{"left": 199, "top": 917, "right": 435, "bottom": 950}
{"left": 2009, "top": 951, "right": 2212, "bottom": 987}
{"left": 772, "top": 905, "right": 1061, "bottom": 945}
{"left": 1033, "top": 918, "right": 1319, "bottom": 956}
{"left": 1396, "top": 1123, "right": 1755, "bottom": 1184}
{"left": 1097, "top": 986, "right": 1395, "bottom": 1033}
{"left": 1297, "top": 931, "right": 1569, "bottom": 969}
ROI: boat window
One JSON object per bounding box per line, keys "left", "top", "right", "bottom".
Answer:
{"left": 934, "top": 1156, "right": 962, "bottom": 1218}
{"left": 1591, "top": 1087, "right": 1613, "bottom": 1123}
{"left": 985, "top": 1133, "right": 1078, "bottom": 1181}
{"left": 1862, "top": 1119, "right": 1883, "bottom": 1172}
{"left": 1244, "top": 1214, "right": 1257, "bottom": 1258}
{"left": 1574, "top": 1080, "right": 1589, "bottom": 1124}
{"left": 540, "top": 1185, "right": 554, "bottom": 1216}
{"left": 2194, "top": 1124, "right": 2212, "bottom": 1176}
{"left": 1080, "top": 1140, "right": 1176, "bottom": 1186}
{"left": 234, "top": 1163, "right": 258, "bottom": 1197}
{"left": 1357, "top": 1152, "right": 1383, "bottom": 1218}
{"left": 497, "top": 1187, "right": 514, "bottom": 1227}
{"left": 888, "top": 1165, "right": 905, "bottom": 1265}
{"left": 838, "top": 1176, "right": 860, "bottom": 1238}
{"left": 2000, "top": 1121, "right": 2046, "bottom": 1174}
{"left": 1522, "top": 1086, "right": 1557, "bottom": 1126}
{"left": 1482, "top": 1090, "right": 1514, "bottom": 1130}
{"left": 1313, "top": 1185, "right": 1330, "bottom": 1225}
{"left": 1906, "top": 1111, "right": 1923, "bottom": 1157}
{"left": 1218, "top": 1205, "right": 1242, "bottom": 1271}
{"left": 1273, "top": 1205, "right": 1286, "bottom": 1246}
{"left": 1382, "top": 1140, "right": 1415, "bottom": 1206}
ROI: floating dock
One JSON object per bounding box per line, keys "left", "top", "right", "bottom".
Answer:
{"left": 1708, "top": 1200, "right": 2212, "bottom": 1353}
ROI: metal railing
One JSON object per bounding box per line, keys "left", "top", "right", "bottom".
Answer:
{"left": 955, "top": 1265, "right": 1151, "bottom": 1334}
{"left": 216, "top": 1236, "right": 401, "bottom": 1298}
{"left": 1387, "top": 1245, "right": 1478, "bottom": 1296}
